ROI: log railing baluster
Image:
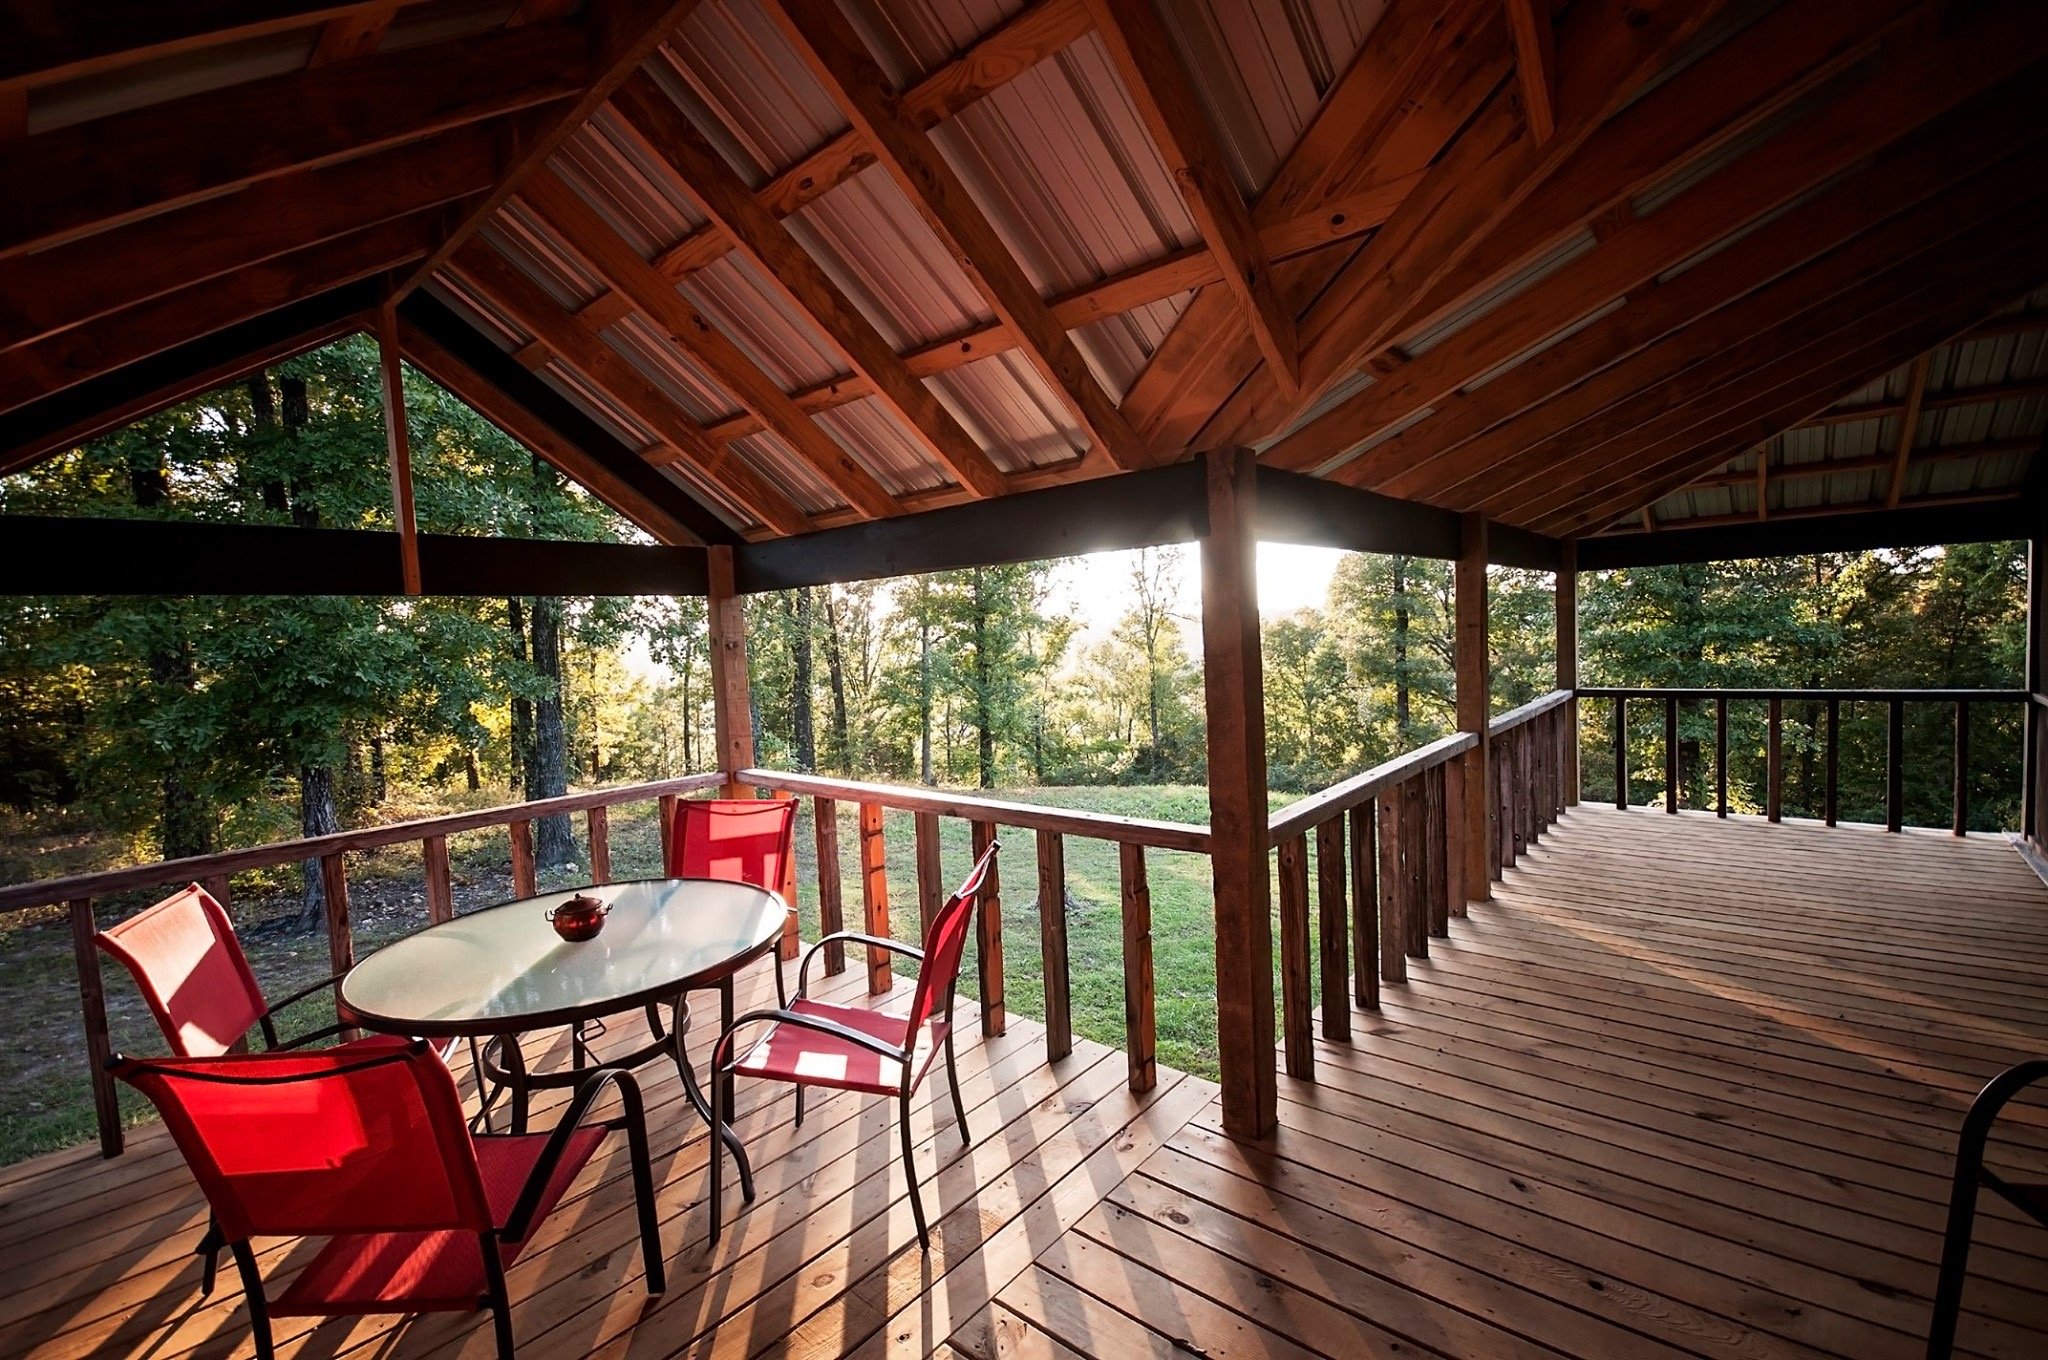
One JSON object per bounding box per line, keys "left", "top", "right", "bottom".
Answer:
{"left": 1316, "top": 815, "right": 1349, "bottom": 1040}
{"left": 1887, "top": 698, "right": 1905, "bottom": 832}
{"left": 970, "top": 818, "right": 1003, "bottom": 1036}
{"left": 585, "top": 805, "right": 610, "bottom": 884}
{"left": 913, "top": 810, "right": 944, "bottom": 936}
{"left": 1425, "top": 766, "right": 1449, "bottom": 939}
{"left": 656, "top": 793, "right": 678, "bottom": 870}
{"left": 1954, "top": 701, "right": 1970, "bottom": 837}
{"left": 858, "top": 802, "right": 890, "bottom": 995}
{"left": 1035, "top": 829, "right": 1071, "bottom": 1062}
{"left": 70, "top": 898, "right": 121, "bottom": 1158}
{"left": 508, "top": 819, "right": 536, "bottom": 898}
{"left": 1664, "top": 694, "right": 1679, "bottom": 814}
{"left": 1118, "top": 842, "right": 1155, "bottom": 1092}
{"left": 1406, "top": 776, "right": 1431, "bottom": 959}
{"left": 1443, "top": 755, "right": 1466, "bottom": 917}
{"left": 814, "top": 797, "right": 845, "bottom": 976}
{"left": 1766, "top": 698, "right": 1783, "bottom": 823}
{"left": 320, "top": 852, "right": 354, "bottom": 1040}
{"left": 1276, "top": 831, "right": 1313, "bottom": 1079}
{"left": 1351, "top": 801, "right": 1378, "bottom": 1009}
{"left": 1613, "top": 696, "right": 1628, "bottom": 809}
{"left": 1378, "top": 791, "right": 1406, "bottom": 985}
{"left": 423, "top": 834, "right": 453, "bottom": 924}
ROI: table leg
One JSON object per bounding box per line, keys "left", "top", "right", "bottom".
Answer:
{"left": 499, "top": 1033, "right": 531, "bottom": 1135}
{"left": 719, "top": 976, "right": 738, "bottom": 1127}
{"left": 669, "top": 992, "right": 754, "bottom": 1201}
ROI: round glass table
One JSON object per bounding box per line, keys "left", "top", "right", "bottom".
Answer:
{"left": 340, "top": 878, "right": 787, "bottom": 1194}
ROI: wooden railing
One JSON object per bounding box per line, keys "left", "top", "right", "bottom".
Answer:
{"left": 1578, "top": 687, "right": 2032, "bottom": 832}
{"left": 739, "top": 768, "right": 1209, "bottom": 1097}
{"left": 1488, "top": 689, "right": 1575, "bottom": 875}
{"left": 2, "top": 771, "right": 727, "bottom": 1157}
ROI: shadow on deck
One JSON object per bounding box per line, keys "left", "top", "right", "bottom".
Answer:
{"left": 4, "top": 806, "right": 2047, "bottom": 1358}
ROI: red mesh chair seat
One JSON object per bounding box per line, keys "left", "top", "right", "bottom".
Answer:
{"left": 275, "top": 1127, "right": 603, "bottom": 1316}
{"left": 730, "top": 998, "right": 947, "bottom": 1096}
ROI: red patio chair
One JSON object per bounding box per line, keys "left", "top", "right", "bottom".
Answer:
{"left": 659, "top": 795, "right": 799, "bottom": 1016}
{"left": 706, "top": 839, "right": 998, "bottom": 1251}
{"left": 109, "top": 1037, "right": 665, "bottom": 1360}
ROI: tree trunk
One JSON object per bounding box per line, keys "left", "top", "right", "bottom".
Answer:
{"left": 526, "top": 595, "right": 578, "bottom": 867}
{"left": 918, "top": 611, "right": 934, "bottom": 786}
{"left": 368, "top": 731, "right": 387, "bottom": 805}
{"left": 973, "top": 571, "right": 995, "bottom": 789}
{"left": 822, "top": 590, "right": 850, "bottom": 771}
{"left": 507, "top": 598, "right": 533, "bottom": 793}
{"left": 792, "top": 587, "right": 817, "bottom": 771}
{"left": 1392, "top": 556, "right": 1412, "bottom": 738}
{"left": 127, "top": 443, "right": 214, "bottom": 860}
{"left": 296, "top": 764, "right": 340, "bottom": 929}
{"left": 464, "top": 747, "right": 480, "bottom": 792}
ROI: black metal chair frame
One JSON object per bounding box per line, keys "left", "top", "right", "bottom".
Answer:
{"left": 1926, "top": 1058, "right": 2048, "bottom": 1359}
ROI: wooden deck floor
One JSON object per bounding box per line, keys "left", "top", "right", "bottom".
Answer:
{"left": 5, "top": 805, "right": 2048, "bottom": 1359}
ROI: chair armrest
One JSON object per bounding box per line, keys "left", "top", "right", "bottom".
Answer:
{"left": 797, "top": 932, "right": 924, "bottom": 999}
{"left": 712, "top": 1007, "right": 907, "bottom": 1076}
{"left": 270, "top": 1021, "right": 351, "bottom": 1051}
{"left": 502, "top": 1068, "right": 646, "bottom": 1242}
{"left": 257, "top": 969, "right": 351, "bottom": 1050}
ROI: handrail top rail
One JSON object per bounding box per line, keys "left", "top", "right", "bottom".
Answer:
{"left": 1577, "top": 685, "right": 2030, "bottom": 702}
{"left": 739, "top": 768, "right": 1213, "bottom": 853}
{"left": 1265, "top": 730, "right": 1477, "bottom": 845}
{"left": 0, "top": 771, "right": 728, "bottom": 916}
{"left": 1489, "top": 688, "right": 1574, "bottom": 735}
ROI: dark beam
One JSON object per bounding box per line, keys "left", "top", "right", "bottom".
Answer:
{"left": 1257, "top": 469, "right": 1564, "bottom": 570}
{"left": 0, "top": 280, "right": 380, "bottom": 477}
{"left": 1, "top": 2, "right": 426, "bottom": 91}
{"left": 1577, "top": 500, "right": 2035, "bottom": 570}
{"left": 396, "top": 292, "right": 740, "bottom": 548}
{"left": 0, "top": 517, "right": 708, "bottom": 597}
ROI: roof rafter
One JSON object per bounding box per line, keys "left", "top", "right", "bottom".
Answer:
{"left": 1083, "top": 0, "right": 1299, "bottom": 393}
{"left": 518, "top": 165, "right": 900, "bottom": 522}
{"left": 1883, "top": 353, "right": 1933, "bottom": 509}
{"left": 609, "top": 72, "right": 1009, "bottom": 500}
{"left": 0, "top": 19, "right": 587, "bottom": 260}
{"left": 1502, "top": 0, "right": 1557, "bottom": 143}
{"left": 763, "top": 0, "right": 1148, "bottom": 474}
{"left": 1683, "top": 435, "right": 2035, "bottom": 493}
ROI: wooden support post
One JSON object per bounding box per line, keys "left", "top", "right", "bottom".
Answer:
{"left": 815, "top": 797, "right": 845, "bottom": 976}
{"left": 1557, "top": 541, "right": 1578, "bottom": 806}
{"left": 202, "top": 874, "right": 231, "bottom": 909}
{"left": 1766, "top": 697, "right": 1783, "bottom": 823}
{"left": 585, "top": 805, "right": 611, "bottom": 884}
{"left": 858, "top": 802, "right": 890, "bottom": 995}
{"left": 1377, "top": 792, "right": 1406, "bottom": 986}
{"left": 374, "top": 306, "right": 421, "bottom": 595}
{"left": 1664, "top": 694, "right": 1679, "bottom": 814}
{"left": 772, "top": 786, "right": 799, "bottom": 961}
{"left": 1425, "top": 766, "right": 1449, "bottom": 938}
{"left": 656, "top": 793, "right": 678, "bottom": 872}
{"left": 1406, "top": 775, "right": 1431, "bottom": 958}
{"left": 1315, "top": 815, "right": 1349, "bottom": 1040}
{"left": 1036, "top": 829, "right": 1072, "bottom": 1063}
{"left": 320, "top": 851, "right": 354, "bottom": 1040}
{"left": 2027, "top": 535, "right": 2044, "bottom": 848}
{"left": 1953, "top": 701, "right": 1970, "bottom": 837}
{"left": 1456, "top": 512, "right": 1491, "bottom": 901}
{"left": 1613, "top": 696, "right": 1627, "bottom": 809}
{"left": 1119, "top": 842, "right": 1156, "bottom": 1093}
{"left": 1199, "top": 447, "right": 1275, "bottom": 1137}
{"left": 707, "top": 545, "right": 755, "bottom": 798}
{"left": 1350, "top": 802, "right": 1379, "bottom": 1009}
{"left": 508, "top": 819, "right": 536, "bottom": 898}
{"left": 970, "top": 818, "right": 1003, "bottom": 1037}
{"left": 1886, "top": 698, "right": 1905, "bottom": 833}
{"left": 1825, "top": 698, "right": 1841, "bottom": 827}
{"left": 1715, "top": 696, "right": 1729, "bottom": 818}
{"left": 1276, "top": 832, "right": 1313, "bottom": 1080}
{"left": 1443, "top": 755, "right": 1466, "bottom": 917}
{"left": 422, "top": 834, "right": 453, "bottom": 924}
{"left": 69, "top": 899, "right": 121, "bottom": 1158}
{"left": 914, "top": 810, "right": 944, "bottom": 936}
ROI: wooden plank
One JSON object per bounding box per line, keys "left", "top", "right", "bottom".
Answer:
{"left": 308, "top": 5, "right": 399, "bottom": 66}
{"left": 764, "top": 0, "right": 1148, "bottom": 473}
{"left": 1315, "top": 816, "right": 1350, "bottom": 1041}
{"left": 1457, "top": 512, "right": 1492, "bottom": 899}
{"left": 1197, "top": 447, "right": 1276, "bottom": 1136}
{"left": 1503, "top": 0, "right": 1556, "bottom": 143}
{"left": 422, "top": 833, "right": 453, "bottom": 923}
{"left": 1377, "top": 787, "right": 1406, "bottom": 984}
{"left": 1083, "top": 0, "right": 1298, "bottom": 391}
{"left": 1885, "top": 352, "right": 1932, "bottom": 508}
{"left": 859, "top": 801, "right": 892, "bottom": 995}
{"left": 0, "top": 21, "right": 586, "bottom": 259}
{"left": 373, "top": 306, "right": 420, "bottom": 595}
{"left": 508, "top": 819, "right": 536, "bottom": 898}
{"left": 1, "top": 2, "right": 419, "bottom": 90}
{"left": 815, "top": 797, "right": 846, "bottom": 976}
{"left": 707, "top": 546, "right": 755, "bottom": 798}
{"left": 971, "top": 818, "right": 1004, "bottom": 1036}
{"left": 1036, "top": 829, "right": 1073, "bottom": 1062}
{"left": 1118, "top": 842, "right": 1156, "bottom": 1093}
{"left": 914, "top": 810, "right": 945, "bottom": 936}
{"left": 609, "top": 73, "right": 1009, "bottom": 500}
{"left": 585, "top": 805, "right": 611, "bottom": 885}
{"left": 1350, "top": 802, "right": 1379, "bottom": 1008}
{"left": 1276, "top": 831, "right": 1314, "bottom": 1080}
{"left": 67, "top": 899, "right": 121, "bottom": 1158}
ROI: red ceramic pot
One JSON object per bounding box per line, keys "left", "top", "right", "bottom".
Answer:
{"left": 547, "top": 893, "right": 610, "bottom": 942}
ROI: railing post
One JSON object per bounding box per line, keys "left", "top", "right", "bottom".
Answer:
{"left": 69, "top": 898, "right": 121, "bottom": 1158}
{"left": 1442, "top": 755, "right": 1465, "bottom": 918}
{"left": 1350, "top": 802, "right": 1379, "bottom": 1009}
{"left": 1406, "top": 776, "right": 1430, "bottom": 958}
{"left": 1664, "top": 695, "right": 1679, "bottom": 814}
{"left": 772, "top": 787, "right": 800, "bottom": 961}
{"left": 707, "top": 544, "right": 756, "bottom": 799}
{"left": 1953, "top": 700, "right": 1970, "bottom": 837}
{"left": 1825, "top": 697, "right": 1840, "bottom": 827}
{"left": 815, "top": 797, "right": 846, "bottom": 977}
{"left": 1886, "top": 698, "right": 1905, "bottom": 833}
{"left": 1035, "top": 829, "right": 1072, "bottom": 1062}
{"left": 320, "top": 853, "right": 354, "bottom": 1041}
{"left": 1276, "top": 832, "right": 1313, "bottom": 1080}
{"left": 2026, "top": 534, "right": 2043, "bottom": 847}
{"left": 1456, "top": 513, "right": 1492, "bottom": 902}
{"left": 1377, "top": 791, "right": 1406, "bottom": 985}
{"left": 1766, "top": 697, "right": 1783, "bottom": 823}
{"left": 657, "top": 792, "right": 678, "bottom": 870}
{"left": 1316, "top": 816, "right": 1349, "bottom": 1039}
{"left": 1715, "top": 696, "right": 1728, "bottom": 818}
{"left": 970, "top": 819, "right": 1003, "bottom": 1035}
{"left": 508, "top": 818, "right": 536, "bottom": 897}
{"left": 1118, "top": 843, "right": 1156, "bottom": 1093}
{"left": 1425, "top": 765, "right": 1449, "bottom": 938}
{"left": 858, "top": 802, "right": 891, "bottom": 995}
{"left": 585, "top": 805, "right": 611, "bottom": 884}
{"left": 914, "top": 810, "right": 944, "bottom": 936}
{"left": 422, "top": 834, "right": 454, "bottom": 924}
{"left": 1557, "top": 541, "right": 1579, "bottom": 806}
{"left": 1198, "top": 446, "right": 1275, "bottom": 1138}
{"left": 1613, "top": 696, "right": 1627, "bottom": 809}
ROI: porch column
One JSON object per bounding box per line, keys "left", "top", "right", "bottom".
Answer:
{"left": 2027, "top": 534, "right": 2044, "bottom": 851}
{"left": 1200, "top": 447, "right": 1276, "bottom": 1139}
{"left": 1557, "top": 539, "right": 1579, "bottom": 807}
{"left": 707, "top": 545, "right": 755, "bottom": 798}
{"left": 1457, "top": 513, "right": 1492, "bottom": 900}
{"left": 375, "top": 306, "right": 422, "bottom": 595}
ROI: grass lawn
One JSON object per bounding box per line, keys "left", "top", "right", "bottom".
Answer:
{"left": 0, "top": 783, "right": 1301, "bottom": 1166}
